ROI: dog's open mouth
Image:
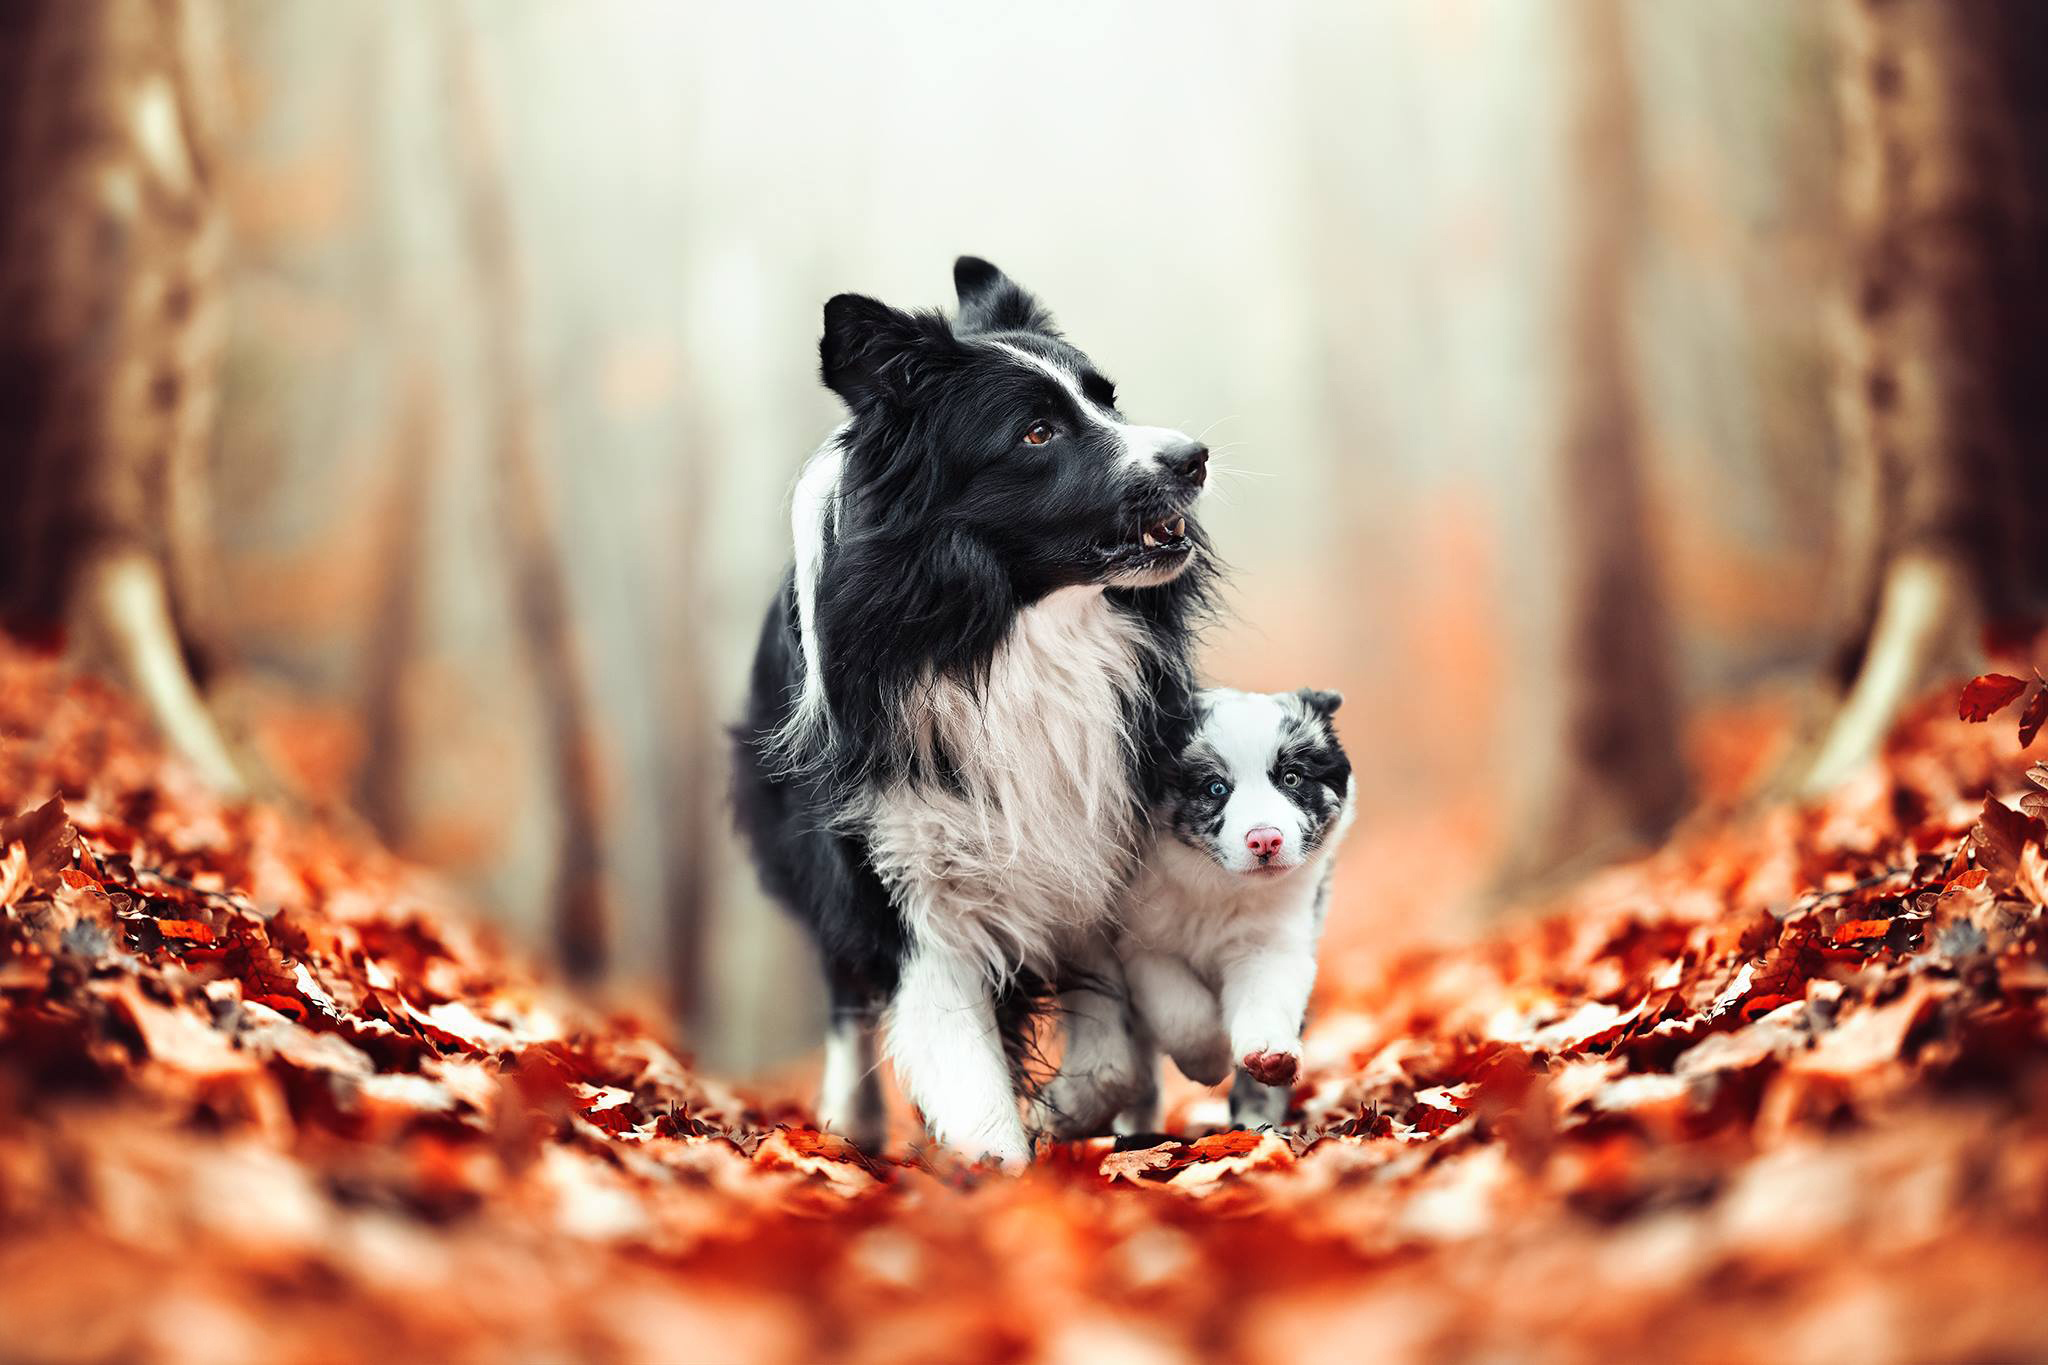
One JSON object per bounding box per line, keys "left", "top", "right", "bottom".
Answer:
{"left": 1139, "top": 516, "right": 1188, "bottom": 551}
{"left": 1097, "top": 511, "right": 1196, "bottom": 587}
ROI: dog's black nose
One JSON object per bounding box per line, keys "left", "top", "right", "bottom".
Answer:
{"left": 1161, "top": 439, "right": 1209, "bottom": 487}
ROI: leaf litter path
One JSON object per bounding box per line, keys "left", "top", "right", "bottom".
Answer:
{"left": 3, "top": 636, "right": 2047, "bottom": 1365}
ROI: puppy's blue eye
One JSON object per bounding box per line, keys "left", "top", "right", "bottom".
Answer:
{"left": 1206, "top": 781, "right": 1229, "bottom": 799}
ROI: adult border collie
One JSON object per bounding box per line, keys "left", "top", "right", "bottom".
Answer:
{"left": 732, "top": 257, "right": 1213, "bottom": 1165}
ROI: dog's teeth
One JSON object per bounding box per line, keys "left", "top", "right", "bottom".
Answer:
{"left": 1170, "top": 517, "right": 1185, "bottom": 537}
{"left": 1142, "top": 531, "right": 1159, "bottom": 549}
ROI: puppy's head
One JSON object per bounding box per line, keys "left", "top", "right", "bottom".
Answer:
{"left": 1164, "top": 688, "right": 1352, "bottom": 878}
{"left": 819, "top": 257, "right": 1208, "bottom": 594}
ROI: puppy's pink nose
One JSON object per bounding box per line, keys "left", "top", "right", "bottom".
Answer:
{"left": 1245, "top": 826, "right": 1284, "bottom": 859}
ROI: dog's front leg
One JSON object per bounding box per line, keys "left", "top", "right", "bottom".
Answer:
{"left": 885, "top": 941, "right": 1032, "bottom": 1167}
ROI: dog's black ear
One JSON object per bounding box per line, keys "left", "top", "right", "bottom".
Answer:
{"left": 1296, "top": 688, "right": 1344, "bottom": 719}
{"left": 953, "top": 256, "right": 1056, "bottom": 335}
{"left": 820, "top": 293, "right": 944, "bottom": 408}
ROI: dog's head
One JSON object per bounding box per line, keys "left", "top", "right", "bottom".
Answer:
{"left": 1163, "top": 688, "right": 1353, "bottom": 878}
{"left": 819, "top": 257, "right": 1208, "bottom": 595}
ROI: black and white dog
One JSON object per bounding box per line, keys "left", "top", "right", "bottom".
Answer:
{"left": 731, "top": 258, "right": 1213, "bottom": 1165}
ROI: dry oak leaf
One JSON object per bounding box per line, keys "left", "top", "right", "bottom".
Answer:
{"left": 1101, "top": 1144, "right": 1180, "bottom": 1185}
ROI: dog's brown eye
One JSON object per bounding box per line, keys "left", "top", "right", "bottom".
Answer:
{"left": 1022, "top": 422, "right": 1054, "bottom": 446}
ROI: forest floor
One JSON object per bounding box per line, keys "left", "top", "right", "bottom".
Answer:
{"left": 4, "top": 636, "right": 2048, "bottom": 1365}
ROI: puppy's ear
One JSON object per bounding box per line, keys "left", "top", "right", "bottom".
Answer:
{"left": 1296, "top": 688, "right": 1344, "bottom": 719}
{"left": 953, "top": 256, "right": 1056, "bottom": 335}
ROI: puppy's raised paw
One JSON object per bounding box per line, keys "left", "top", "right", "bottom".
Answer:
{"left": 1240, "top": 1049, "right": 1299, "bottom": 1088}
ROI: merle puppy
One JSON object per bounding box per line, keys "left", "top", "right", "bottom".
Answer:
{"left": 731, "top": 258, "right": 1213, "bottom": 1166}
{"left": 1114, "top": 687, "right": 1354, "bottom": 1132}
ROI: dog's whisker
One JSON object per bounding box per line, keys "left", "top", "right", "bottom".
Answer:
{"left": 1205, "top": 461, "right": 1270, "bottom": 485}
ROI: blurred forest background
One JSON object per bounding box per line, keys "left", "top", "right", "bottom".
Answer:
{"left": 4, "top": 0, "right": 2045, "bottom": 1073}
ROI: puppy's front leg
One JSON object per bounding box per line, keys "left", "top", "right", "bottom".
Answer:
{"left": 1124, "top": 946, "right": 1231, "bottom": 1086}
{"left": 1038, "top": 932, "right": 1144, "bottom": 1139}
{"left": 1220, "top": 942, "right": 1317, "bottom": 1094}
{"left": 885, "top": 941, "right": 1032, "bottom": 1167}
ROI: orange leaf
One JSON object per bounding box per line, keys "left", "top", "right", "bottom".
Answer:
{"left": 154, "top": 918, "right": 217, "bottom": 944}
{"left": 1960, "top": 673, "right": 2028, "bottom": 722}
{"left": 1831, "top": 919, "right": 1891, "bottom": 944}
{"left": 1185, "top": 1130, "right": 1264, "bottom": 1161}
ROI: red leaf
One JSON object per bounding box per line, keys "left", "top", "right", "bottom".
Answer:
{"left": 248, "top": 992, "right": 307, "bottom": 1022}
{"left": 2019, "top": 683, "right": 2048, "bottom": 748}
{"left": 1960, "top": 673, "right": 2028, "bottom": 722}
{"left": 1740, "top": 993, "right": 1801, "bottom": 1022}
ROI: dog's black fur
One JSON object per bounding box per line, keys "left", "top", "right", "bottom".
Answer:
{"left": 730, "top": 257, "right": 1214, "bottom": 1155}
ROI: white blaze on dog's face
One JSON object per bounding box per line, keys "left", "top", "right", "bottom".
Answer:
{"left": 1165, "top": 688, "right": 1351, "bottom": 877}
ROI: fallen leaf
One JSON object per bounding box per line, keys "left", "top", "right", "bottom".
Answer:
{"left": 1960, "top": 673, "right": 2028, "bottom": 722}
{"left": 2022, "top": 685, "right": 2048, "bottom": 749}
{"left": 1100, "top": 1145, "right": 1178, "bottom": 1185}
{"left": 102, "top": 982, "right": 257, "bottom": 1080}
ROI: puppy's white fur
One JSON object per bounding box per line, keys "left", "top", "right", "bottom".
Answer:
{"left": 1116, "top": 691, "right": 1355, "bottom": 1129}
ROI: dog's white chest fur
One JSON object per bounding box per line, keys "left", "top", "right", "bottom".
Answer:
{"left": 863, "top": 585, "right": 1144, "bottom": 977}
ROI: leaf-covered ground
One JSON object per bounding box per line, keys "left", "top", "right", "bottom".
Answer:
{"left": 4, "top": 636, "right": 2048, "bottom": 1365}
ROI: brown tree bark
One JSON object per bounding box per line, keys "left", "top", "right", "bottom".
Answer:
{"left": 439, "top": 9, "right": 615, "bottom": 982}
{"left": 1802, "top": 0, "right": 2048, "bottom": 793}
{"left": 1501, "top": 0, "right": 1687, "bottom": 887}
{"left": 0, "top": 0, "right": 241, "bottom": 794}
{"left": 354, "top": 369, "right": 441, "bottom": 841}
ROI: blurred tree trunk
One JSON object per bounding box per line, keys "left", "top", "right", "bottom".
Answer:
{"left": 441, "top": 9, "right": 615, "bottom": 982}
{"left": 0, "top": 0, "right": 241, "bottom": 794}
{"left": 658, "top": 390, "right": 718, "bottom": 1038}
{"left": 1802, "top": 0, "right": 2048, "bottom": 792}
{"left": 355, "top": 368, "right": 440, "bottom": 839}
{"left": 1501, "top": 0, "right": 1686, "bottom": 886}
